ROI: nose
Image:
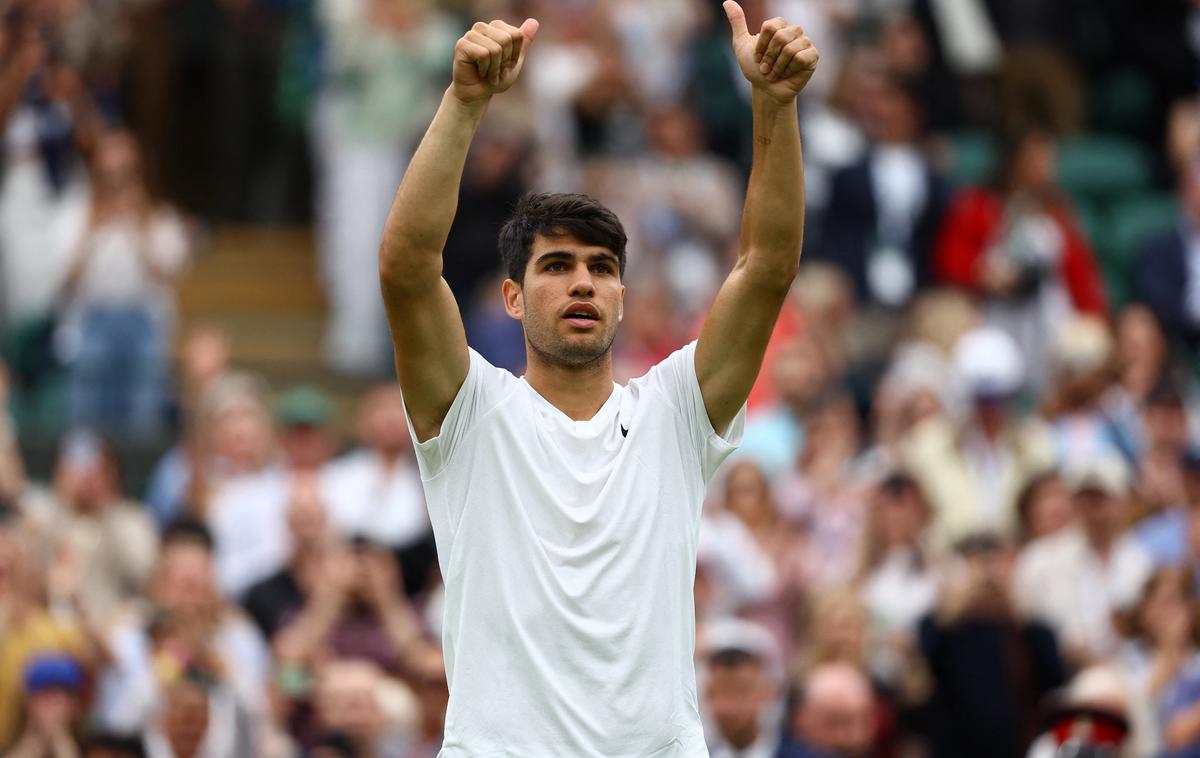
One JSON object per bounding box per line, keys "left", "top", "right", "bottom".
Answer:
{"left": 568, "top": 265, "right": 595, "bottom": 298}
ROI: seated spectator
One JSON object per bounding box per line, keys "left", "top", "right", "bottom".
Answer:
{"left": 0, "top": 360, "right": 25, "bottom": 509}
{"left": 21, "top": 428, "right": 157, "bottom": 624}
{"left": 242, "top": 473, "right": 337, "bottom": 641}
{"left": 94, "top": 521, "right": 269, "bottom": 745}
{"left": 0, "top": 517, "right": 91, "bottom": 750}
{"left": 55, "top": 130, "right": 191, "bottom": 435}
{"left": 1041, "top": 316, "right": 1127, "bottom": 468}
{"left": 5, "top": 654, "right": 88, "bottom": 758}
{"left": 1014, "top": 471, "right": 1074, "bottom": 545}
{"left": 208, "top": 384, "right": 337, "bottom": 599}
{"left": 787, "top": 662, "right": 876, "bottom": 758}
{"left": 1136, "top": 154, "right": 1200, "bottom": 349}
{"left": 1136, "top": 447, "right": 1200, "bottom": 569}
{"left": 700, "top": 617, "right": 805, "bottom": 757}
{"left": 920, "top": 534, "right": 1065, "bottom": 758}
{"left": 141, "top": 673, "right": 250, "bottom": 758}
{"left": 1015, "top": 456, "right": 1153, "bottom": 666}
{"left": 933, "top": 127, "right": 1107, "bottom": 377}
{"left": 903, "top": 327, "right": 1054, "bottom": 545}
{"left": 1025, "top": 667, "right": 1133, "bottom": 758}
{"left": 324, "top": 384, "right": 432, "bottom": 581}
{"left": 402, "top": 644, "right": 447, "bottom": 758}
{"left": 309, "top": 659, "right": 415, "bottom": 757}
{"left": 856, "top": 473, "right": 938, "bottom": 681}
{"left": 1116, "top": 568, "right": 1200, "bottom": 757}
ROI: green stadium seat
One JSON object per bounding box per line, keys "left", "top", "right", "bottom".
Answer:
{"left": 1057, "top": 135, "right": 1152, "bottom": 204}
{"left": 948, "top": 130, "right": 998, "bottom": 187}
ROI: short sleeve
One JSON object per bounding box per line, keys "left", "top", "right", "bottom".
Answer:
{"left": 639, "top": 341, "right": 746, "bottom": 485}
{"left": 406, "top": 347, "right": 511, "bottom": 478}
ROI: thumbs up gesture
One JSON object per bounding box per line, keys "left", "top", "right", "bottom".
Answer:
{"left": 723, "top": 0, "right": 818, "bottom": 104}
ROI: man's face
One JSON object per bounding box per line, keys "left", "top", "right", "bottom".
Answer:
{"left": 504, "top": 233, "right": 625, "bottom": 369}
{"left": 705, "top": 660, "right": 771, "bottom": 748}
{"left": 796, "top": 687, "right": 873, "bottom": 757}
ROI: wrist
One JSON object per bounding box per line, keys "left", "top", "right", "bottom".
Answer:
{"left": 751, "top": 86, "right": 798, "bottom": 111}
{"left": 445, "top": 87, "right": 491, "bottom": 118}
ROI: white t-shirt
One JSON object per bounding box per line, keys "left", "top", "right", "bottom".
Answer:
{"left": 410, "top": 341, "right": 745, "bottom": 758}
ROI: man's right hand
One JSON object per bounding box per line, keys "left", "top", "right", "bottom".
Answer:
{"left": 451, "top": 18, "right": 539, "bottom": 104}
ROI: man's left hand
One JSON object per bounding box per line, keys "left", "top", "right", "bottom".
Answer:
{"left": 724, "top": 0, "right": 819, "bottom": 104}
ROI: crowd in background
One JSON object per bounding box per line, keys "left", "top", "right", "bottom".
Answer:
{"left": 3, "top": 0, "right": 1200, "bottom": 755}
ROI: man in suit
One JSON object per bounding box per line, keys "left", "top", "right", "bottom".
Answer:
{"left": 1136, "top": 156, "right": 1200, "bottom": 348}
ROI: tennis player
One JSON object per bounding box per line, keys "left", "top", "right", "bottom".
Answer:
{"left": 380, "top": 3, "right": 816, "bottom": 755}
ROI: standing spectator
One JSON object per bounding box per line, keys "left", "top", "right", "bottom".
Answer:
{"left": 1015, "top": 456, "right": 1154, "bottom": 666}
{"left": 933, "top": 128, "right": 1107, "bottom": 378}
{"left": 814, "top": 74, "right": 951, "bottom": 313}
{"left": 787, "top": 662, "right": 876, "bottom": 758}
{"left": 21, "top": 428, "right": 158, "bottom": 625}
{"left": 55, "top": 130, "right": 191, "bottom": 435}
{"left": 919, "top": 535, "right": 1065, "bottom": 758}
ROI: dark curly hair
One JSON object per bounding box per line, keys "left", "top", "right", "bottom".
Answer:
{"left": 497, "top": 192, "right": 628, "bottom": 285}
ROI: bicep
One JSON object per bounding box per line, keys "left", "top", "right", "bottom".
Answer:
{"left": 695, "top": 260, "right": 790, "bottom": 432}
{"left": 383, "top": 276, "right": 469, "bottom": 442}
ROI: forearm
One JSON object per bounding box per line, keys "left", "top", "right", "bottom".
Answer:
{"left": 738, "top": 90, "right": 803, "bottom": 285}
{"left": 380, "top": 90, "right": 488, "bottom": 291}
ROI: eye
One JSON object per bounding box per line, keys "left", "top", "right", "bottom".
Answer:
{"left": 546, "top": 261, "right": 568, "bottom": 272}
{"left": 591, "top": 264, "right": 613, "bottom": 275}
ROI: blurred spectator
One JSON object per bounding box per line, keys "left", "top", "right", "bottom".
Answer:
{"left": 22, "top": 428, "right": 158, "bottom": 624}
{"left": 0, "top": 5, "right": 94, "bottom": 330}
{"left": 813, "top": 74, "right": 951, "bottom": 313}
{"left": 1014, "top": 471, "right": 1074, "bottom": 546}
{"left": 1025, "top": 666, "right": 1132, "bottom": 758}
{"left": 1137, "top": 154, "right": 1200, "bottom": 350}
{"left": 919, "top": 535, "right": 1065, "bottom": 758}
{"left": 903, "top": 327, "right": 1054, "bottom": 544}
{"left": 141, "top": 673, "right": 248, "bottom": 758}
{"left": 1041, "top": 315, "right": 1126, "bottom": 467}
{"left": 241, "top": 473, "right": 335, "bottom": 641}
{"left": 313, "top": 0, "right": 456, "bottom": 374}
{"left": 0, "top": 517, "right": 90, "bottom": 749}
{"left": 700, "top": 617, "right": 805, "bottom": 757}
{"left": 787, "top": 662, "right": 875, "bottom": 758}
{"left": 6, "top": 654, "right": 87, "bottom": 758}
{"left": 1116, "top": 568, "right": 1200, "bottom": 757}
{"left": 208, "top": 384, "right": 335, "bottom": 599}
{"left": 55, "top": 130, "right": 191, "bottom": 435}
{"left": 933, "top": 128, "right": 1107, "bottom": 379}
{"left": 856, "top": 473, "right": 938, "bottom": 683}
{"left": 1014, "top": 456, "right": 1153, "bottom": 666}
{"left": 308, "top": 659, "right": 414, "bottom": 757}
{"left": 1137, "top": 449, "right": 1200, "bottom": 569}
{"left": 402, "top": 643, "right": 446, "bottom": 757}
{"left": 94, "top": 521, "right": 269, "bottom": 745}
{"left": 324, "top": 384, "right": 429, "bottom": 556}
{"left": 0, "top": 360, "right": 26, "bottom": 508}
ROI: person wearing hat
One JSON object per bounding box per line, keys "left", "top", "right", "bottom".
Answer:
{"left": 1015, "top": 456, "right": 1154, "bottom": 666}
{"left": 206, "top": 384, "right": 339, "bottom": 599}
{"left": 6, "top": 654, "right": 86, "bottom": 758}
{"left": 700, "top": 618, "right": 811, "bottom": 758}
{"left": 902, "top": 326, "right": 1055, "bottom": 546}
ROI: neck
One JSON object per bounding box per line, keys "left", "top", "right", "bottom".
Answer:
{"left": 523, "top": 347, "right": 615, "bottom": 421}
{"left": 726, "top": 725, "right": 760, "bottom": 751}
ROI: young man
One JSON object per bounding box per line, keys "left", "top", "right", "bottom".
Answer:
{"left": 380, "top": 3, "right": 817, "bottom": 755}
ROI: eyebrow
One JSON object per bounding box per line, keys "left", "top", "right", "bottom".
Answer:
{"left": 533, "top": 250, "right": 620, "bottom": 267}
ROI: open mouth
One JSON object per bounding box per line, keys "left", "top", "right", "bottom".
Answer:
{"left": 563, "top": 303, "right": 600, "bottom": 328}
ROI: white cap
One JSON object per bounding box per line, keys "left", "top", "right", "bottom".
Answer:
{"left": 1063, "top": 455, "right": 1131, "bottom": 497}
{"left": 953, "top": 327, "right": 1025, "bottom": 399}
{"left": 701, "top": 616, "right": 783, "bottom": 681}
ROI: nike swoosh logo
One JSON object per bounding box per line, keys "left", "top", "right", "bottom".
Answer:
{"left": 620, "top": 425, "right": 629, "bottom": 438}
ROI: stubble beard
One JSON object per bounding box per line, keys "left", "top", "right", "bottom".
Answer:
{"left": 524, "top": 314, "right": 618, "bottom": 370}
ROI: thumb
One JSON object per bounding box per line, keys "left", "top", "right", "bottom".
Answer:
{"left": 520, "top": 17, "right": 540, "bottom": 41}
{"left": 723, "top": 0, "right": 748, "bottom": 40}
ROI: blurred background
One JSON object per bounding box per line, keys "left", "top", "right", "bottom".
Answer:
{"left": 1, "top": 0, "right": 1200, "bottom": 755}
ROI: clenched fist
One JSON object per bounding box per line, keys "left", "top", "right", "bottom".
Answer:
{"left": 451, "top": 18, "right": 540, "bottom": 104}
{"left": 724, "top": 0, "right": 819, "bottom": 104}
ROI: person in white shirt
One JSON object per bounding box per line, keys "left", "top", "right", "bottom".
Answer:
{"left": 324, "top": 384, "right": 429, "bottom": 551}
{"left": 379, "top": 5, "right": 817, "bottom": 755}
{"left": 1015, "top": 455, "right": 1154, "bottom": 667}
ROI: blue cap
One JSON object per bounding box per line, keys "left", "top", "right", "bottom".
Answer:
{"left": 24, "top": 654, "right": 84, "bottom": 693}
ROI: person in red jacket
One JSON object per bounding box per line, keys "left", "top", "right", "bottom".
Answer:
{"left": 933, "top": 127, "right": 1107, "bottom": 388}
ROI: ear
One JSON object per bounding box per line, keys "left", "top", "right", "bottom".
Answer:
{"left": 618, "top": 285, "right": 626, "bottom": 322}
{"left": 502, "top": 278, "right": 524, "bottom": 320}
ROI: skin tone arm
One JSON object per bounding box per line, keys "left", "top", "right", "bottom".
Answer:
{"left": 695, "top": 1, "right": 817, "bottom": 433}
{"left": 380, "top": 17, "right": 538, "bottom": 443}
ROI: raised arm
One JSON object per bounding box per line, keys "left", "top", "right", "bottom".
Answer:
{"left": 380, "top": 17, "right": 538, "bottom": 442}
{"left": 695, "top": 1, "right": 817, "bottom": 432}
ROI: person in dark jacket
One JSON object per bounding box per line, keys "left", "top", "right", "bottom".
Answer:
{"left": 1136, "top": 156, "right": 1200, "bottom": 349}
